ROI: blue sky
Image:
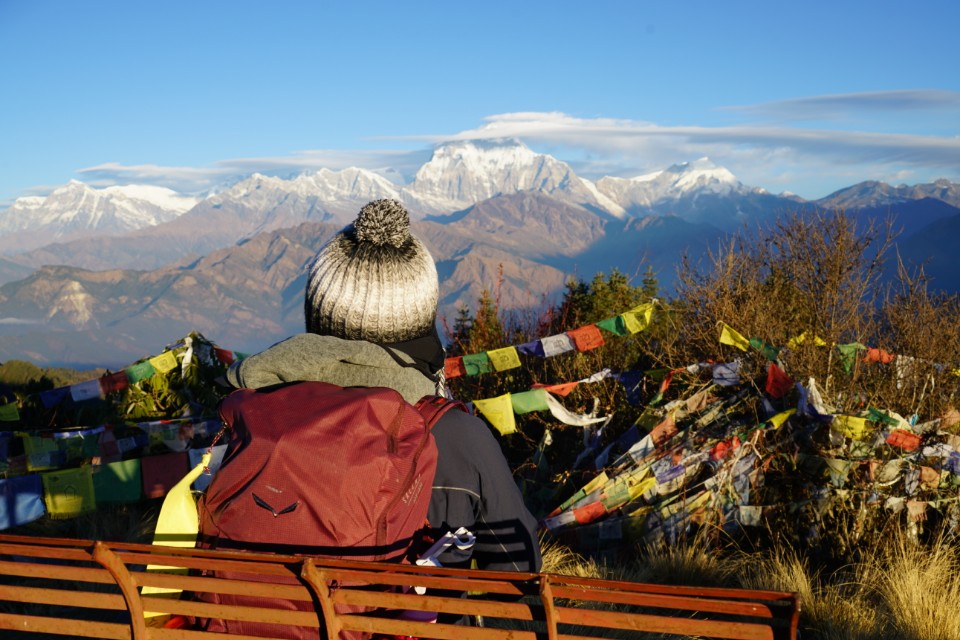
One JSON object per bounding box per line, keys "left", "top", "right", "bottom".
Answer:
{"left": 1, "top": 0, "right": 958, "bottom": 207}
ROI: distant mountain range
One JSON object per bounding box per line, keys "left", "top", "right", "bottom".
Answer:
{"left": 0, "top": 139, "right": 957, "bottom": 368}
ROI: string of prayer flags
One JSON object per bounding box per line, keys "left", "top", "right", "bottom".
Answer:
{"left": 567, "top": 325, "right": 605, "bottom": 352}
{"left": 149, "top": 350, "right": 178, "bottom": 374}
{"left": 719, "top": 322, "right": 750, "bottom": 351}
{"left": 487, "top": 346, "right": 521, "bottom": 372}
{"left": 462, "top": 352, "right": 494, "bottom": 376}
{"left": 473, "top": 393, "right": 517, "bottom": 435}
{"left": 0, "top": 474, "right": 46, "bottom": 529}
{"left": 42, "top": 466, "right": 96, "bottom": 519}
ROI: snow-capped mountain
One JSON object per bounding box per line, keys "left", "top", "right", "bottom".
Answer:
{"left": 402, "top": 139, "right": 626, "bottom": 218}
{"left": 0, "top": 180, "right": 198, "bottom": 253}
{"left": 595, "top": 157, "right": 750, "bottom": 210}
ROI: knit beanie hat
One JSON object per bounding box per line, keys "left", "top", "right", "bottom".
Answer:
{"left": 305, "top": 199, "right": 439, "bottom": 343}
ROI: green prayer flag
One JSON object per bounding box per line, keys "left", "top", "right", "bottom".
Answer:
{"left": 0, "top": 402, "right": 18, "bottom": 421}
{"left": 93, "top": 459, "right": 143, "bottom": 504}
{"left": 749, "top": 337, "right": 781, "bottom": 361}
{"left": 596, "top": 316, "right": 628, "bottom": 336}
{"left": 837, "top": 342, "right": 867, "bottom": 373}
{"left": 126, "top": 360, "right": 156, "bottom": 383}
{"left": 462, "top": 352, "right": 494, "bottom": 376}
{"left": 511, "top": 389, "right": 550, "bottom": 414}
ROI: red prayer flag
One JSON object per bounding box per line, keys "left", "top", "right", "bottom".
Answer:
{"left": 444, "top": 356, "right": 466, "bottom": 379}
{"left": 537, "top": 382, "right": 579, "bottom": 396}
{"left": 864, "top": 348, "right": 895, "bottom": 364}
{"left": 573, "top": 499, "right": 606, "bottom": 525}
{"left": 566, "top": 325, "right": 605, "bottom": 352}
{"left": 886, "top": 429, "right": 921, "bottom": 451}
{"left": 100, "top": 371, "right": 129, "bottom": 395}
{"left": 765, "top": 363, "right": 794, "bottom": 399}
{"left": 214, "top": 347, "right": 235, "bottom": 365}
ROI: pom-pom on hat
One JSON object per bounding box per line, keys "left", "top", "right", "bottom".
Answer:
{"left": 305, "top": 199, "right": 439, "bottom": 343}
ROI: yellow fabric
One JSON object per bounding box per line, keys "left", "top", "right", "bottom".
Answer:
{"left": 23, "top": 435, "right": 60, "bottom": 471}
{"left": 143, "top": 452, "right": 211, "bottom": 617}
{"left": 788, "top": 331, "right": 828, "bottom": 349}
{"left": 0, "top": 401, "right": 19, "bottom": 421}
{"left": 473, "top": 394, "right": 517, "bottom": 435}
{"left": 149, "top": 350, "right": 178, "bottom": 374}
{"left": 42, "top": 466, "right": 96, "bottom": 518}
{"left": 768, "top": 408, "right": 797, "bottom": 430}
{"left": 628, "top": 476, "right": 656, "bottom": 501}
{"left": 623, "top": 303, "right": 655, "bottom": 333}
{"left": 832, "top": 415, "right": 872, "bottom": 440}
{"left": 582, "top": 471, "right": 610, "bottom": 496}
{"left": 487, "top": 346, "right": 521, "bottom": 372}
{"left": 718, "top": 322, "right": 750, "bottom": 351}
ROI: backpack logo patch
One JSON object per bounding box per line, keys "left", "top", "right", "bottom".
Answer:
{"left": 401, "top": 473, "right": 424, "bottom": 506}
{"left": 252, "top": 493, "right": 300, "bottom": 517}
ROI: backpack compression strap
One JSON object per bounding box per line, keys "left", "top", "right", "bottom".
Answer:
{"left": 414, "top": 395, "right": 467, "bottom": 430}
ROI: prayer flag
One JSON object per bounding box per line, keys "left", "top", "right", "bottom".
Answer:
{"left": 487, "top": 346, "right": 521, "bottom": 371}
{"left": 713, "top": 361, "right": 741, "bottom": 386}
{"left": 836, "top": 342, "right": 867, "bottom": 372}
{"left": 541, "top": 381, "right": 578, "bottom": 396}
{"left": 42, "top": 466, "right": 96, "bottom": 519}
{"left": 624, "top": 303, "right": 654, "bottom": 333}
{"left": 511, "top": 389, "right": 550, "bottom": 414}
{"left": 767, "top": 408, "right": 796, "bottom": 430}
{"left": 863, "top": 348, "right": 895, "bottom": 364}
{"left": 540, "top": 333, "right": 575, "bottom": 357}
{"left": 765, "top": 363, "right": 794, "bottom": 398}
{"left": 749, "top": 337, "right": 781, "bottom": 361}
{"left": 596, "top": 316, "right": 628, "bottom": 336}
{"left": 788, "top": 332, "right": 828, "bottom": 349}
{"left": 462, "top": 352, "right": 494, "bottom": 376}
{"left": 444, "top": 356, "right": 466, "bottom": 379}
{"left": 70, "top": 379, "right": 102, "bottom": 402}
{"left": 718, "top": 322, "right": 750, "bottom": 351}
{"left": 100, "top": 370, "right": 129, "bottom": 395}
{"left": 92, "top": 459, "right": 143, "bottom": 504}
{"left": 567, "top": 325, "right": 605, "bottom": 352}
{"left": 189, "top": 444, "right": 227, "bottom": 492}
{"left": 516, "top": 340, "right": 545, "bottom": 357}
{"left": 213, "top": 347, "right": 235, "bottom": 365}
{"left": 473, "top": 393, "right": 517, "bottom": 435}
{"left": 616, "top": 370, "right": 644, "bottom": 406}
{"left": 887, "top": 429, "right": 921, "bottom": 452}
{"left": 141, "top": 452, "right": 190, "bottom": 499}
{"left": 150, "top": 351, "right": 178, "bottom": 374}
{"left": 0, "top": 402, "right": 18, "bottom": 422}
{"left": 40, "top": 386, "right": 70, "bottom": 409}
{"left": 0, "top": 474, "right": 45, "bottom": 530}
{"left": 126, "top": 360, "right": 156, "bottom": 383}
{"left": 832, "top": 415, "right": 872, "bottom": 440}
{"left": 24, "top": 435, "right": 62, "bottom": 471}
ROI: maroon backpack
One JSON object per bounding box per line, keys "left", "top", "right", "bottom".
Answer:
{"left": 193, "top": 381, "right": 462, "bottom": 639}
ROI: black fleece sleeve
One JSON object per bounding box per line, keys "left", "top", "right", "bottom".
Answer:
{"left": 426, "top": 411, "right": 542, "bottom": 573}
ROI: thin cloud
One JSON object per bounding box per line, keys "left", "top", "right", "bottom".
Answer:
{"left": 723, "top": 89, "right": 960, "bottom": 120}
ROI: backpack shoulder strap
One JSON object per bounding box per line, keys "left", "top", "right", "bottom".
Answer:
{"left": 414, "top": 395, "right": 467, "bottom": 429}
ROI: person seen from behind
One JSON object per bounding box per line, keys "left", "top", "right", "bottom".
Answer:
{"left": 226, "top": 198, "right": 542, "bottom": 577}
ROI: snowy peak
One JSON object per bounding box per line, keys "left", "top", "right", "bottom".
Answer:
{"left": 0, "top": 180, "right": 198, "bottom": 243}
{"left": 404, "top": 139, "right": 625, "bottom": 217}
{"left": 595, "top": 157, "right": 747, "bottom": 210}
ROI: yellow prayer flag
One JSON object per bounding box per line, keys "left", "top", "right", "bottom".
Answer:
{"left": 474, "top": 393, "right": 517, "bottom": 436}
{"left": 767, "top": 408, "right": 797, "bottom": 430}
{"left": 582, "top": 471, "right": 609, "bottom": 496}
{"left": 718, "top": 322, "right": 750, "bottom": 351}
{"left": 623, "top": 303, "right": 654, "bottom": 333}
{"left": 487, "top": 346, "right": 521, "bottom": 372}
{"left": 42, "top": 467, "right": 96, "bottom": 519}
{"left": 0, "top": 401, "right": 19, "bottom": 421}
{"left": 149, "top": 350, "right": 178, "bottom": 374}
{"left": 628, "top": 476, "right": 656, "bottom": 501}
{"left": 788, "top": 331, "right": 828, "bottom": 349}
{"left": 832, "top": 415, "right": 873, "bottom": 440}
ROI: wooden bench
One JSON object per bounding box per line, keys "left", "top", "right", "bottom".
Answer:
{"left": 0, "top": 533, "right": 800, "bottom": 639}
